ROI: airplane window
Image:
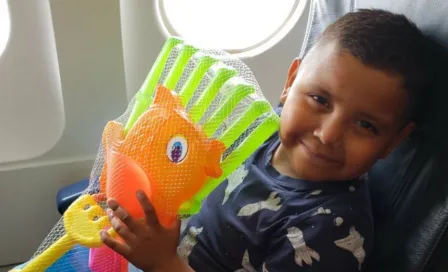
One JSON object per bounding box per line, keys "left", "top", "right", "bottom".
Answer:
{"left": 0, "top": 0, "right": 10, "bottom": 57}
{"left": 156, "top": 0, "right": 307, "bottom": 57}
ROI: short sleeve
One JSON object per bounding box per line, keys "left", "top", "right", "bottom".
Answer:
{"left": 262, "top": 213, "right": 372, "bottom": 272}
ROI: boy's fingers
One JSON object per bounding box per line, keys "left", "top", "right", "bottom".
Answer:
{"left": 107, "top": 208, "right": 138, "bottom": 245}
{"left": 101, "top": 230, "right": 131, "bottom": 257}
{"left": 136, "top": 190, "right": 159, "bottom": 226}
{"left": 107, "top": 198, "right": 139, "bottom": 232}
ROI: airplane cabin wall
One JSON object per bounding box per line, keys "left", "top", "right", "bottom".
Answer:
{"left": 0, "top": 0, "right": 309, "bottom": 266}
{"left": 0, "top": 0, "right": 127, "bottom": 265}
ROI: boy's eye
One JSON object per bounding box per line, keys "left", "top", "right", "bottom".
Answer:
{"left": 310, "top": 95, "right": 330, "bottom": 107}
{"left": 357, "top": 120, "right": 377, "bottom": 133}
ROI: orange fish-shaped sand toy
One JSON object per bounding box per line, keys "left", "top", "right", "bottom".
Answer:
{"left": 98, "top": 85, "right": 226, "bottom": 228}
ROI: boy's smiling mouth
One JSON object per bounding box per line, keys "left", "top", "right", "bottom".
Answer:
{"left": 299, "top": 140, "right": 343, "bottom": 166}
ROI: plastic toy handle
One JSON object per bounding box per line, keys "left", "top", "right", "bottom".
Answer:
{"left": 20, "top": 235, "right": 73, "bottom": 272}
{"left": 18, "top": 229, "right": 117, "bottom": 272}
{"left": 17, "top": 195, "right": 115, "bottom": 271}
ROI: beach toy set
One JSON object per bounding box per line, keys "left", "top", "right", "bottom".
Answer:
{"left": 12, "top": 36, "right": 280, "bottom": 271}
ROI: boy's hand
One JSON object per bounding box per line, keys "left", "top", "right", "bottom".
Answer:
{"left": 100, "top": 190, "right": 190, "bottom": 272}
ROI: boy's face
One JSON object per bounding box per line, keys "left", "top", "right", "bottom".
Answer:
{"left": 275, "top": 41, "right": 415, "bottom": 181}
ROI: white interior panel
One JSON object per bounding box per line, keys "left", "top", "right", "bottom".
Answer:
{"left": 0, "top": 0, "right": 127, "bottom": 265}
{"left": 0, "top": 0, "right": 64, "bottom": 164}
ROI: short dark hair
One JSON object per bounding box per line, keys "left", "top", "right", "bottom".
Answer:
{"left": 316, "top": 9, "right": 431, "bottom": 123}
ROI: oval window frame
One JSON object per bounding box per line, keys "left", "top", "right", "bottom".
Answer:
{"left": 155, "top": 0, "right": 308, "bottom": 58}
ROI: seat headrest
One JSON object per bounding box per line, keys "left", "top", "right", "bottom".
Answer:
{"left": 300, "top": 0, "right": 448, "bottom": 58}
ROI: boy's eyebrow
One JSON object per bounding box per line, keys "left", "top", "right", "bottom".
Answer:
{"left": 358, "top": 112, "right": 380, "bottom": 122}
{"left": 307, "top": 83, "right": 332, "bottom": 97}
{"left": 318, "top": 88, "right": 332, "bottom": 98}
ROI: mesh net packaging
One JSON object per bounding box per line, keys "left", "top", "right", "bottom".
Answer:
{"left": 12, "top": 36, "right": 280, "bottom": 272}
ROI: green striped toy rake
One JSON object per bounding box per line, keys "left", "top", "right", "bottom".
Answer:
{"left": 123, "top": 36, "right": 280, "bottom": 215}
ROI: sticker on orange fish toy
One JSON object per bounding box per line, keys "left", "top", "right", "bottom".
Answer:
{"left": 99, "top": 85, "right": 226, "bottom": 228}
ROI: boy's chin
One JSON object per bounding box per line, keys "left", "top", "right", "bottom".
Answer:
{"left": 288, "top": 155, "right": 361, "bottom": 181}
{"left": 274, "top": 140, "right": 365, "bottom": 181}
{"left": 290, "top": 167, "right": 347, "bottom": 181}
{"left": 289, "top": 161, "right": 368, "bottom": 182}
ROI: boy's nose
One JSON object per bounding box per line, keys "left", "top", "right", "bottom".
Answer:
{"left": 313, "top": 117, "right": 344, "bottom": 147}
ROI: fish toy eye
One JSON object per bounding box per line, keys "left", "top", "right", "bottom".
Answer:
{"left": 167, "top": 136, "right": 188, "bottom": 163}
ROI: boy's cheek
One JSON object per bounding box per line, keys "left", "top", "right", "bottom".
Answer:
{"left": 345, "top": 142, "right": 386, "bottom": 173}
{"left": 281, "top": 101, "right": 314, "bottom": 137}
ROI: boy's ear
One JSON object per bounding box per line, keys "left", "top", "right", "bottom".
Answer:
{"left": 380, "top": 121, "right": 416, "bottom": 159}
{"left": 280, "top": 58, "right": 301, "bottom": 104}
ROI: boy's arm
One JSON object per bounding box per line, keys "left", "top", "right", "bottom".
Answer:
{"left": 263, "top": 214, "right": 371, "bottom": 271}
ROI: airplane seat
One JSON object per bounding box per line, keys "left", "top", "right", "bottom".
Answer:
{"left": 56, "top": 0, "right": 448, "bottom": 271}
{"left": 56, "top": 179, "right": 89, "bottom": 215}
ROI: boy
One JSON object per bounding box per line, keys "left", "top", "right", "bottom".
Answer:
{"left": 101, "top": 9, "right": 430, "bottom": 272}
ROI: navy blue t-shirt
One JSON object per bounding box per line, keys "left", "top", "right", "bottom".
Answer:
{"left": 178, "top": 133, "right": 374, "bottom": 272}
